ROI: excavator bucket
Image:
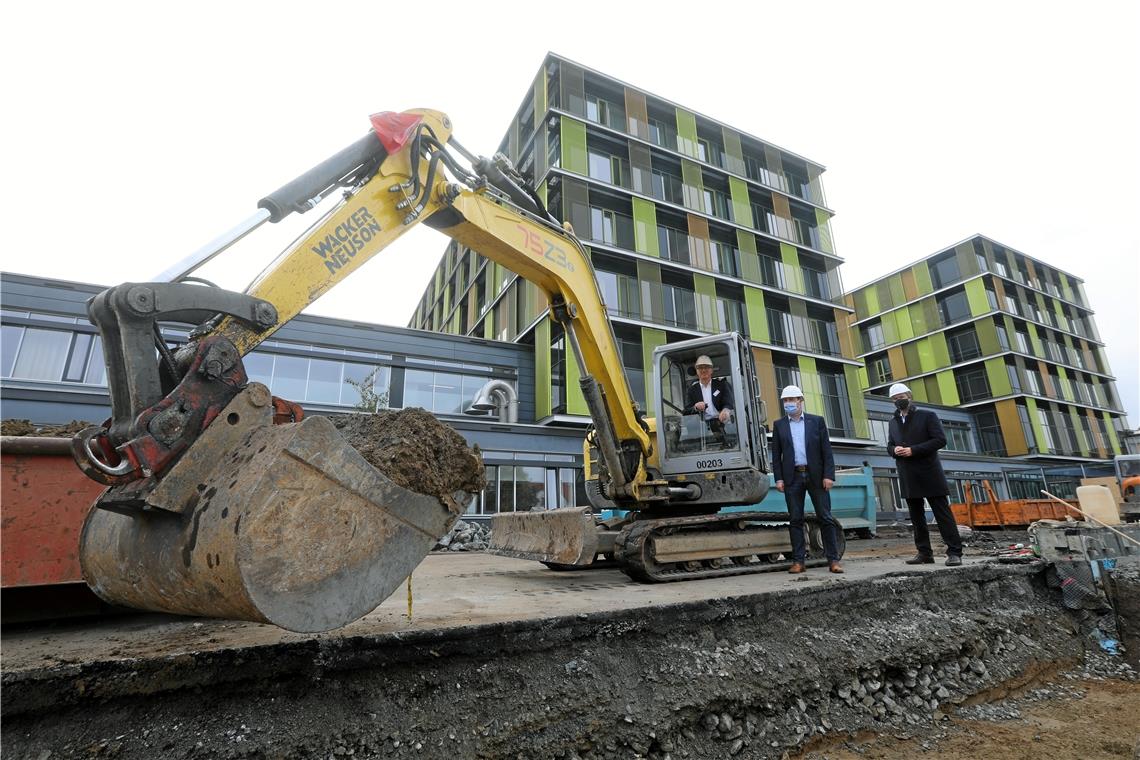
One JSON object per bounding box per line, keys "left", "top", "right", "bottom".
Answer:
{"left": 79, "top": 387, "right": 461, "bottom": 632}
{"left": 487, "top": 507, "right": 601, "bottom": 566}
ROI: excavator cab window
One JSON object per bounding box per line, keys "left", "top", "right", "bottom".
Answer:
{"left": 653, "top": 332, "right": 766, "bottom": 481}
{"left": 658, "top": 346, "right": 740, "bottom": 458}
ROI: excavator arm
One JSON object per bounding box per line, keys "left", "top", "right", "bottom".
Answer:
{"left": 71, "top": 110, "right": 662, "bottom": 631}
{"left": 205, "top": 110, "right": 654, "bottom": 502}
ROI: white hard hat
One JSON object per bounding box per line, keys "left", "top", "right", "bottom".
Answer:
{"left": 694, "top": 355, "right": 714, "bottom": 368}
{"left": 888, "top": 383, "right": 911, "bottom": 397}
{"left": 780, "top": 385, "right": 804, "bottom": 400}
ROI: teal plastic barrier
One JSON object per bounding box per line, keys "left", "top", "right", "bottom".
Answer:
{"left": 721, "top": 464, "right": 878, "bottom": 533}
{"left": 601, "top": 465, "right": 878, "bottom": 534}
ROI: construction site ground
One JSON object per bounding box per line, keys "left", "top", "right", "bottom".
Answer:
{"left": 3, "top": 530, "right": 1138, "bottom": 759}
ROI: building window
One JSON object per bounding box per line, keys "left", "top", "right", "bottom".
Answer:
{"left": 403, "top": 369, "right": 494, "bottom": 415}
{"left": 974, "top": 409, "right": 1006, "bottom": 456}
{"left": 954, "top": 365, "right": 991, "bottom": 403}
{"left": 1016, "top": 403, "right": 1038, "bottom": 453}
{"left": 710, "top": 241, "right": 740, "bottom": 278}
{"left": 995, "top": 321, "right": 1010, "bottom": 350}
{"left": 929, "top": 253, "right": 962, "bottom": 290}
{"left": 943, "top": 421, "right": 977, "bottom": 453}
{"left": 862, "top": 321, "right": 886, "bottom": 351}
{"left": 1005, "top": 361, "right": 1022, "bottom": 394}
{"left": 937, "top": 289, "right": 972, "bottom": 326}
{"left": 551, "top": 325, "right": 566, "bottom": 415}
{"left": 870, "top": 354, "right": 892, "bottom": 386}
{"left": 585, "top": 95, "right": 625, "bottom": 131}
{"left": 647, "top": 118, "right": 677, "bottom": 150}
{"left": 759, "top": 255, "right": 786, "bottom": 290}
{"left": 773, "top": 365, "right": 802, "bottom": 395}
{"left": 868, "top": 417, "right": 891, "bottom": 446}
{"left": 2, "top": 325, "right": 108, "bottom": 386}
{"left": 819, "top": 371, "right": 853, "bottom": 436}
{"left": 767, "top": 308, "right": 794, "bottom": 348}
{"left": 946, "top": 326, "right": 982, "bottom": 363}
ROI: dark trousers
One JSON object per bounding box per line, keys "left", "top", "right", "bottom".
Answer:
{"left": 906, "top": 495, "right": 962, "bottom": 557}
{"left": 784, "top": 470, "right": 841, "bottom": 562}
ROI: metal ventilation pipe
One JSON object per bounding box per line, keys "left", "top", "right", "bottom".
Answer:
{"left": 463, "top": 379, "right": 518, "bottom": 423}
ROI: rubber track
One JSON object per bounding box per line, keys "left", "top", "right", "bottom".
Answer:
{"left": 616, "top": 513, "right": 832, "bottom": 583}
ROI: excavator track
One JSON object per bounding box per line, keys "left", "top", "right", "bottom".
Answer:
{"left": 615, "top": 512, "right": 844, "bottom": 583}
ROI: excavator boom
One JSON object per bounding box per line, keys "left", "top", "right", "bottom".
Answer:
{"left": 73, "top": 110, "right": 660, "bottom": 631}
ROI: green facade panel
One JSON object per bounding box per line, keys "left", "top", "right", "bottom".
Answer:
{"left": 535, "top": 318, "right": 552, "bottom": 419}
{"left": 1056, "top": 366, "right": 1072, "bottom": 402}
{"left": 743, "top": 286, "right": 770, "bottom": 343}
{"left": 888, "top": 276, "right": 906, "bottom": 308}
{"left": 681, "top": 159, "right": 705, "bottom": 212}
{"left": 737, "top": 230, "right": 761, "bottom": 283}
{"left": 893, "top": 306, "right": 915, "bottom": 342}
{"left": 913, "top": 262, "right": 933, "bottom": 295}
{"left": 844, "top": 364, "right": 871, "bottom": 439}
{"left": 1026, "top": 397, "right": 1049, "bottom": 454}
{"left": 560, "top": 117, "right": 589, "bottom": 175}
{"left": 797, "top": 356, "right": 823, "bottom": 415}
{"left": 930, "top": 332, "right": 951, "bottom": 367}
{"left": 916, "top": 338, "right": 936, "bottom": 372}
{"left": 564, "top": 340, "right": 589, "bottom": 416}
{"left": 1068, "top": 406, "right": 1090, "bottom": 457}
{"left": 641, "top": 327, "right": 667, "bottom": 412}
{"left": 863, "top": 285, "right": 880, "bottom": 317}
{"left": 675, "top": 107, "right": 699, "bottom": 159}
{"left": 964, "top": 278, "right": 990, "bottom": 317}
{"left": 814, "top": 208, "right": 834, "bottom": 254}
{"left": 693, "top": 272, "right": 718, "bottom": 332}
{"left": 976, "top": 319, "right": 1001, "bottom": 355}
{"left": 936, "top": 370, "right": 960, "bottom": 407}
{"left": 729, "top": 176, "right": 754, "bottom": 228}
{"left": 1103, "top": 412, "right": 1122, "bottom": 455}
{"left": 1028, "top": 323, "right": 1044, "bottom": 355}
{"left": 779, "top": 243, "right": 805, "bottom": 294}
{"left": 985, "top": 358, "right": 1012, "bottom": 397}
{"left": 632, "top": 197, "right": 660, "bottom": 257}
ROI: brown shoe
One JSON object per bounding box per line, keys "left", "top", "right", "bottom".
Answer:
{"left": 788, "top": 562, "right": 805, "bottom": 574}
{"left": 829, "top": 561, "right": 844, "bottom": 574}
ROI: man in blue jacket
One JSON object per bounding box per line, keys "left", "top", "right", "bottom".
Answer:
{"left": 770, "top": 385, "right": 843, "bottom": 574}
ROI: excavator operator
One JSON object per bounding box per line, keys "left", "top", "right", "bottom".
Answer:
{"left": 684, "top": 354, "right": 735, "bottom": 446}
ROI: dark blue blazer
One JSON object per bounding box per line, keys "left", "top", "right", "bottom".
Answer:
{"left": 770, "top": 413, "right": 835, "bottom": 486}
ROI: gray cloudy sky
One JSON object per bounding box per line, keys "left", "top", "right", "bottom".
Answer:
{"left": 3, "top": 1, "right": 1137, "bottom": 426}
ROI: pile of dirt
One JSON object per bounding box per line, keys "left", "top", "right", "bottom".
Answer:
{"left": 331, "top": 408, "right": 484, "bottom": 515}
{"left": 1, "top": 419, "right": 93, "bottom": 437}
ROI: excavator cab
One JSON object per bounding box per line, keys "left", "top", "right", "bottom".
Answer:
{"left": 655, "top": 334, "right": 766, "bottom": 471}
{"left": 652, "top": 332, "right": 770, "bottom": 511}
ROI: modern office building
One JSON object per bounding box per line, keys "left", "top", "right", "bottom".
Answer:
{"left": 846, "top": 235, "right": 1128, "bottom": 462}
{"left": 409, "top": 53, "right": 871, "bottom": 444}
{"left": 3, "top": 272, "right": 1117, "bottom": 521}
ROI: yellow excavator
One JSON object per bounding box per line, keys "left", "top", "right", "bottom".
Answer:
{"left": 71, "top": 110, "right": 841, "bottom": 633}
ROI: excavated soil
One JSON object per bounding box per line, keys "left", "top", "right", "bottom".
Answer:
{"left": 4, "top": 563, "right": 1136, "bottom": 760}
{"left": 1, "top": 419, "right": 93, "bottom": 437}
{"left": 332, "top": 409, "right": 485, "bottom": 515}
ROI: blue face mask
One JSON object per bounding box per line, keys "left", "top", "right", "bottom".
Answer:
{"left": 783, "top": 402, "right": 799, "bottom": 415}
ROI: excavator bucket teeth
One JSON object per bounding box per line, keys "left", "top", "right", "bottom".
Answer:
{"left": 487, "top": 507, "right": 599, "bottom": 566}
{"left": 79, "top": 401, "right": 459, "bottom": 633}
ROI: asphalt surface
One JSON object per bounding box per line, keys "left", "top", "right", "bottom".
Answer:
{"left": 1, "top": 536, "right": 977, "bottom": 675}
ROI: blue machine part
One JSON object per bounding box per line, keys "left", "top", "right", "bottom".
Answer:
{"left": 602, "top": 465, "right": 878, "bottom": 533}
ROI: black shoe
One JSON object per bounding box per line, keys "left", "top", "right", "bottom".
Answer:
{"left": 945, "top": 555, "right": 962, "bottom": 566}
{"left": 905, "top": 554, "right": 935, "bottom": 565}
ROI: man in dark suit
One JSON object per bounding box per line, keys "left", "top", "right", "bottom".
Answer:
{"left": 770, "top": 385, "right": 843, "bottom": 574}
{"left": 886, "top": 383, "right": 962, "bottom": 566}
{"left": 684, "top": 355, "right": 734, "bottom": 441}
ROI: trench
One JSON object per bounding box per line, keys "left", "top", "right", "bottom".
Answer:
{"left": 4, "top": 561, "right": 1128, "bottom": 760}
